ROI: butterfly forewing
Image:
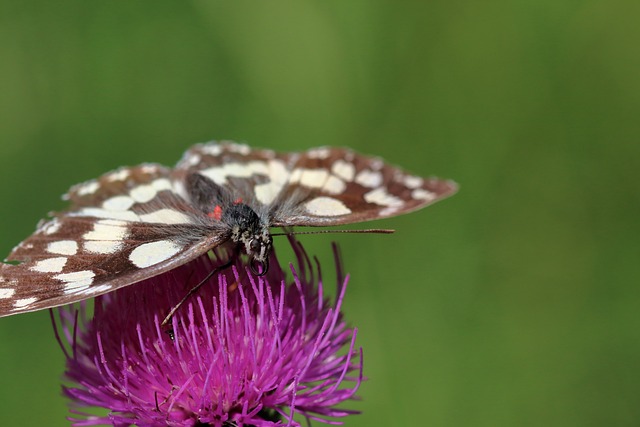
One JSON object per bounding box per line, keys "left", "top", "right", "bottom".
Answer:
{"left": 0, "top": 164, "right": 227, "bottom": 316}
{"left": 0, "top": 141, "right": 457, "bottom": 317}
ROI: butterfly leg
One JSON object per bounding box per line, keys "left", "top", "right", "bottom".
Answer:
{"left": 161, "top": 257, "right": 234, "bottom": 329}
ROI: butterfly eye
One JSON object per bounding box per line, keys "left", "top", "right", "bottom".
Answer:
{"left": 250, "top": 239, "right": 262, "bottom": 254}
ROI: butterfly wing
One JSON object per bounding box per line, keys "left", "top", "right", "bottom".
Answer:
{"left": 174, "top": 141, "right": 296, "bottom": 212}
{"left": 176, "top": 141, "right": 458, "bottom": 227}
{"left": 269, "top": 146, "right": 458, "bottom": 226}
{"left": 0, "top": 164, "right": 227, "bottom": 317}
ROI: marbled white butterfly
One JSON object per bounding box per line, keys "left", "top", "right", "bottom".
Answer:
{"left": 0, "top": 142, "right": 457, "bottom": 317}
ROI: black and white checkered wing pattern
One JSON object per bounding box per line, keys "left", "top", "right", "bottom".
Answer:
{"left": 174, "top": 142, "right": 296, "bottom": 210}
{"left": 1, "top": 141, "right": 456, "bottom": 317}
{"left": 0, "top": 164, "right": 225, "bottom": 317}
{"left": 177, "top": 142, "right": 458, "bottom": 226}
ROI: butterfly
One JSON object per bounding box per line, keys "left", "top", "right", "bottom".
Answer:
{"left": 0, "top": 142, "right": 457, "bottom": 317}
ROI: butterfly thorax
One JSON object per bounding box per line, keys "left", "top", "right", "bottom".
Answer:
{"left": 221, "top": 203, "right": 272, "bottom": 268}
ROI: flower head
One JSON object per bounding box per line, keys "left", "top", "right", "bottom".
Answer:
{"left": 54, "top": 240, "right": 363, "bottom": 427}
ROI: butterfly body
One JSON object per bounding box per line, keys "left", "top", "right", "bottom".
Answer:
{"left": 182, "top": 170, "right": 272, "bottom": 270}
{"left": 0, "top": 142, "right": 457, "bottom": 317}
{"left": 219, "top": 202, "right": 272, "bottom": 271}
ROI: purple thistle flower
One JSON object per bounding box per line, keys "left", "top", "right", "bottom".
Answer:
{"left": 53, "top": 239, "right": 363, "bottom": 427}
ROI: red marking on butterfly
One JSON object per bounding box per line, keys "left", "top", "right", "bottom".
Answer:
{"left": 208, "top": 205, "right": 224, "bottom": 221}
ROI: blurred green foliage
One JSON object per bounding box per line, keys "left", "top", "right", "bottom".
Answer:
{"left": 0, "top": 1, "right": 638, "bottom": 426}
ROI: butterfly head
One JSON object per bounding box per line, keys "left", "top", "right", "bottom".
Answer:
{"left": 224, "top": 203, "right": 272, "bottom": 276}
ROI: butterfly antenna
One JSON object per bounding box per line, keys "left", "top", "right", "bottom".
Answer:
{"left": 270, "top": 228, "right": 395, "bottom": 237}
{"left": 161, "top": 258, "right": 234, "bottom": 327}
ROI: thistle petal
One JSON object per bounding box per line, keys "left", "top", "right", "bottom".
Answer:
{"left": 54, "top": 240, "right": 363, "bottom": 427}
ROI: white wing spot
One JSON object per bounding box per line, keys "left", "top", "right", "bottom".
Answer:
{"left": 253, "top": 183, "right": 274, "bottom": 205}
{"left": 129, "top": 240, "right": 182, "bottom": 268}
{"left": 31, "top": 257, "right": 68, "bottom": 273}
{"left": 0, "top": 288, "right": 16, "bottom": 299}
{"left": 46, "top": 240, "right": 78, "bottom": 256}
{"left": 83, "top": 220, "right": 129, "bottom": 241}
{"left": 289, "top": 168, "right": 346, "bottom": 194}
{"left": 322, "top": 176, "right": 346, "bottom": 194}
{"left": 130, "top": 184, "right": 156, "bottom": 203}
{"left": 403, "top": 175, "right": 424, "bottom": 189}
{"left": 139, "top": 209, "right": 193, "bottom": 225}
{"left": 332, "top": 160, "right": 355, "bottom": 181}
{"left": 412, "top": 189, "right": 436, "bottom": 201}
{"left": 185, "top": 153, "right": 201, "bottom": 167}
{"left": 364, "top": 187, "right": 404, "bottom": 207}
{"left": 200, "top": 144, "right": 223, "bottom": 156}
{"left": 14, "top": 297, "right": 37, "bottom": 308}
{"left": 305, "top": 197, "right": 351, "bottom": 216}
{"left": 140, "top": 164, "right": 160, "bottom": 174}
{"left": 42, "top": 220, "right": 61, "bottom": 235}
{"left": 84, "top": 240, "right": 124, "bottom": 254}
{"left": 172, "top": 179, "right": 189, "bottom": 201}
{"left": 307, "top": 147, "right": 331, "bottom": 159}
{"left": 379, "top": 206, "right": 400, "bottom": 216}
{"left": 355, "top": 170, "right": 383, "bottom": 188}
{"left": 200, "top": 161, "right": 269, "bottom": 185}
{"left": 370, "top": 158, "right": 384, "bottom": 171}
{"left": 102, "top": 196, "right": 135, "bottom": 211}
{"left": 152, "top": 178, "right": 173, "bottom": 191}
{"left": 290, "top": 168, "right": 330, "bottom": 189}
{"left": 129, "top": 179, "right": 172, "bottom": 204}
{"left": 55, "top": 271, "right": 96, "bottom": 294}
{"left": 77, "top": 181, "right": 100, "bottom": 196}
{"left": 226, "top": 142, "right": 251, "bottom": 155}
{"left": 253, "top": 160, "right": 289, "bottom": 205}
{"left": 344, "top": 151, "right": 355, "bottom": 162}
{"left": 106, "top": 169, "right": 131, "bottom": 182}
{"left": 74, "top": 208, "right": 140, "bottom": 222}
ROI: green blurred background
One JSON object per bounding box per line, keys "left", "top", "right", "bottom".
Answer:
{"left": 1, "top": 1, "right": 638, "bottom": 426}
